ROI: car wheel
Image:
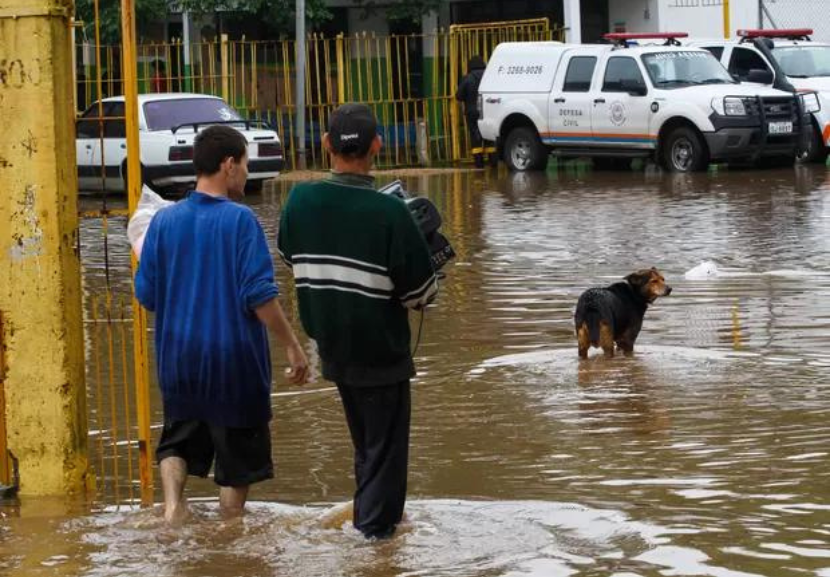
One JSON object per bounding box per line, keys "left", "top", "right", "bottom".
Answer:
{"left": 504, "top": 126, "right": 549, "bottom": 172}
{"left": 797, "top": 122, "right": 830, "bottom": 165}
{"left": 660, "top": 126, "right": 708, "bottom": 173}
{"left": 122, "top": 162, "right": 149, "bottom": 193}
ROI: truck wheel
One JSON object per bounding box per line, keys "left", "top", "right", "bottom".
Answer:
{"left": 504, "top": 127, "right": 549, "bottom": 172}
{"left": 797, "top": 122, "right": 830, "bottom": 165}
{"left": 660, "top": 126, "right": 708, "bottom": 172}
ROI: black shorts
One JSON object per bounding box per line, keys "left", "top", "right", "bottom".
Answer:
{"left": 156, "top": 420, "right": 273, "bottom": 487}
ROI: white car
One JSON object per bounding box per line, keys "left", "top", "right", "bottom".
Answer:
{"left": 684, "top": 29, "right": 828, "bottom": 164}
{"left": 477, "top": 33, "right": 806, "bottom": 172}
{"left": 76, "top": 93, "right": 285, "bottom": 193}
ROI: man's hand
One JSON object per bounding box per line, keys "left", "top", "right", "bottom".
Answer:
{"left": 255, "top": 298, "right": 310, "bottom": 385}
{"left": 285, "top": 342, "right": 309, "bottom": 385}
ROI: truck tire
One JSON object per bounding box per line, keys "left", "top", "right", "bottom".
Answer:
{"left": 797, "top": 122, "right": 830, "bottom": 165}
{"left": 504, "top": 127, "right": 549, "bottom": 172}
{"left": 660, "top": 126, "right": 708, "bottom": 173}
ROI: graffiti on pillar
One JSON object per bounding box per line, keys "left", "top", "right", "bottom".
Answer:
{"left": 20, "top": 130, "right": 38, "bottom": 158}
{"left": 9, "top": 185, "right": 44, "bottom": 262}
{"left": 0, "top": 59, "right": 43, "bottom": 89}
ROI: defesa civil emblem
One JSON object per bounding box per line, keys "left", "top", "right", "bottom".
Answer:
{"left": 609, "top": 101, "right": 627, "bottom": 126}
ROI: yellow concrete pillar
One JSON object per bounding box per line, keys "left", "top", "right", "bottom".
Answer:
{"left": 0, "top": 0, "right": 91, "bottom": 495}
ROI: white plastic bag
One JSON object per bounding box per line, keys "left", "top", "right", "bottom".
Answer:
{"left": 127, "top": 185, "right": 175, "bottom": 259}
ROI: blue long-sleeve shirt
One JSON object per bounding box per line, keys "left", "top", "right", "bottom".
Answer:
{"left": 135, "top": 192, "right": 279, "bottom": 427}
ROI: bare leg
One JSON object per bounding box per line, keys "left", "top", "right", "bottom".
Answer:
{"left": 219, "top": 486, "right": 249, "bottom": 519}
{"left": 160, "top": 457, "right": 189, "bottom": 525}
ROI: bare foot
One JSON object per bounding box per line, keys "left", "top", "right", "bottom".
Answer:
{"left": 164, "top": 500, "right": 189, "bottom": 527}
{"left": 318, "top": 501, "right": 353, "bottom": 530}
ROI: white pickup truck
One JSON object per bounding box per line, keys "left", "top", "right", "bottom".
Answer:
{"left": 477, "top": 33, "right": 806, "bottom": 172}
{"left": 684, "top": 29, "right": 827, "bottom": 164}
{"left": 76, "top": 93, "right": 285, "bottom": 193}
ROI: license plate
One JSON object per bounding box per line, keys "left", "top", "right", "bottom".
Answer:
{"left": 768, "top": 121, "right": 793, "bottom": 135}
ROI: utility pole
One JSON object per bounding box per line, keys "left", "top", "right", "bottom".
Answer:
{"left": 183, "top": 11, "right": 192, "bottom": 92}
{"left": 758, "top": 0, "right": 764, "bottom": 28}
{"left": 296, "top": 0, "right": 306, "bottom": 169}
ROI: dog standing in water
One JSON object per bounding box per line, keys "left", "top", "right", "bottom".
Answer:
{"left": 575, "top": 268, "right": 672, "bottom": 358}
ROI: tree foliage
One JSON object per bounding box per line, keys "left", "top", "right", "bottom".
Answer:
{"left": 74, "top": 0, "right": 442, "bottom": 45}
{"left": 353, "top": 0, "right": 442, "bottom": 24}
{"left": 75, "top": 0, "right": 170, "bottom": 45}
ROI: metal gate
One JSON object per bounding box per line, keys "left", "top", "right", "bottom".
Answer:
{"left": 76, "top": 0, "right": 153, "bottom": 507}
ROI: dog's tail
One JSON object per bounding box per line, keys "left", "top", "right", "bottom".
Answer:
{"left": 583, "top": 309, "right": 601, "bottom": 345}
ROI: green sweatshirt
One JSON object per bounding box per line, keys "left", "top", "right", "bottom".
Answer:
{"left": 277, "top": 173, "right": 438, "bottom": 386}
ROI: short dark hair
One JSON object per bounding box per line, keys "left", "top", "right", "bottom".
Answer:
{"left": 193, "top": 125, "right": 247, "bottom": 176}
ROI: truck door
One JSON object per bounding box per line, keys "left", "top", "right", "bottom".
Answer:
{"left": 590, "top": 56, "right": 654, "bottom": 150}
{"left": 727, "top": 46, "right": 774, "bottom": 83}
{"left": 547, "top": 54, "right": 598, "bottom": 146}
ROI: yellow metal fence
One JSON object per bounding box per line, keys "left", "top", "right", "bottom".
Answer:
{"left": 75, "top": 19, "right": 563, "bottom": 170}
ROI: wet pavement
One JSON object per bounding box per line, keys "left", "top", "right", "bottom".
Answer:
{"left": 2, "top": 163, "right": 830, "bottom": 576}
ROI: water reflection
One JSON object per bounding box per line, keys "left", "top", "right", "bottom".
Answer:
{"left": 5, "top": 165, "right": 827, "bottom": 576}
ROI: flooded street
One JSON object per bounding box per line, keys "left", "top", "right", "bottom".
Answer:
{"left": 3, "top": 164, "right": 830, "bottom": 576}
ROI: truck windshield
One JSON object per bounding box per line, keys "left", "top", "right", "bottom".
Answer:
{"left": 641, "top": 51, "right": 735, "bottom": 88}
{"left": 773, "top": 46, "right": 830, "bottom": 78}
{"left": 143, "top": 98, "right": 242, "bottom": 131}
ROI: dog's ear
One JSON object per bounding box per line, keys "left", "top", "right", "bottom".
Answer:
{"left": 625, "top": 271, "right": 649, "bottom": 288}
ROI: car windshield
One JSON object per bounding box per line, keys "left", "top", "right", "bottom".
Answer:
{"left": 142, "top": 98, "right": 242, "bottom": 131}
{"left": 641, "top": 51, "right": 735, "bottom": 88}
{"left": 773, "top": 45, "right": 830, "bottom": 77}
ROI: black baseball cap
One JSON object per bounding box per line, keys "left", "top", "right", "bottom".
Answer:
{"left": 328, "top": 103, "right": 378, "bottom": 156}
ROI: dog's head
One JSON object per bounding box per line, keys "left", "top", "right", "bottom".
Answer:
{"left": 625, "top": 267, "right": 672, "bottom": 303}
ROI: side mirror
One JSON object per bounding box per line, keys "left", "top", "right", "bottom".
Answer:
{"left": 746, "top": 68, "right": 774, "bottom": 84}
{"left": 621, "top": 78, "right": 648, "bottom": 96}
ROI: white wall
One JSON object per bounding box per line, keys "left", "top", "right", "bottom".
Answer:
{"left": 608, "top": 0, "right": 764, "bottom": 40}
{"left": 609, "top": 0, "right": 660, "bottom": 34}
{"left": 659, "top": 0, "right": 759, "bottom": 39}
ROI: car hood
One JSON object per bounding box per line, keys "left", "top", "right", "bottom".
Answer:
{"left": 703, "top": 84, "right": 794, "bottom": 98}
{"left": 790, "top": 76, "right": 830, "bottom": 93}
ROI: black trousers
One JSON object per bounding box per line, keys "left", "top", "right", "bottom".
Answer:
{"left": 336, "top": 381, "right": 411, "bottom": 539}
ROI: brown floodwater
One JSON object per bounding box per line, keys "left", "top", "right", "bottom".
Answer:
{"left": 2, "top": 164, "right": 830, "bottom": 576}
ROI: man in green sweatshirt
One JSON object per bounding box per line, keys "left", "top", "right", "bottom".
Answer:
{"left": 277, "top": 103, "right": 438, "bottom": 539}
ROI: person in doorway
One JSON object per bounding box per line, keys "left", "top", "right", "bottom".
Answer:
{"left": 277, "top": 103, "right": 438, "bottom": 539}
{"left": 455, "top": 55, "right": 496, "bottom": 168}
{"left": 151, "top": 60, "right": 168, "bottom": 93}
{"left": 135, "top": 125, "right": 309, "bottom": 525}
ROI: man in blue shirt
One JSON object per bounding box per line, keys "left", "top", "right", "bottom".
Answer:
{"left": 135, "top": 125, "right": 308, "bottom": 524}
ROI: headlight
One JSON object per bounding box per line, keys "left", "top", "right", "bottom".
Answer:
{"left": 712, "top": 96, "right": 748, "bottom": 116}
{"left": 800, "top": 92, "right": 821, "bottom": 114}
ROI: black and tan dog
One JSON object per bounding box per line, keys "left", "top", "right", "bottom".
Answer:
{"left": 575, "top": 268, "right": 672, "bottom": 358}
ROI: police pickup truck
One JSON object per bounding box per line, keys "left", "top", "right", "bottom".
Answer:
{"left": 685, "top": 29, "right": 827, "bottom": 164}
{"left": 477, "top": 33, "right": 805, "bottom": 172}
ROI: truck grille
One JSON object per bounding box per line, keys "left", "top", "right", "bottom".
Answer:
{"left": 746, "top": 97, "right": 796, "bottom": 120}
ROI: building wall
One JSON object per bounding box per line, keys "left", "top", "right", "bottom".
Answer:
{"left": 659, "top": 0, "right": 759, "bottom": 39}
{"left": 609, "top": 0, "right": 660, "bottom": 33}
